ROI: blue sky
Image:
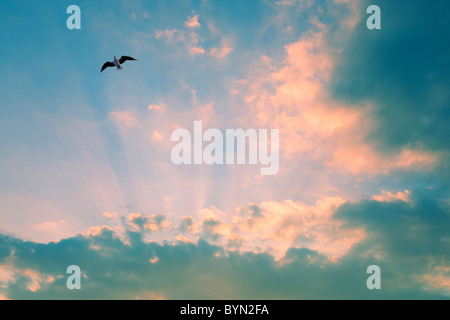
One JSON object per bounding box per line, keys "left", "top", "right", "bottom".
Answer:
{"left": 0, "top": 0, "right": 449, "bottom": 299}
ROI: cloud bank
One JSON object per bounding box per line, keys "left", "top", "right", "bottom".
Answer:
{"left": 0, "top": 190, "right": 448, "bottom": 300}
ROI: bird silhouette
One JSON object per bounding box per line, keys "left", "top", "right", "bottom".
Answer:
{"left": 101, "top": 56, "right": 137, "bottom": 73}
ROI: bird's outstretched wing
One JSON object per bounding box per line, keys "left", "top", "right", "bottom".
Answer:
{"left": 101, "top": 61, "right": 115, "bottom": 73}
{"left": 119, "top": 56, "right": 137, "bottom": 64}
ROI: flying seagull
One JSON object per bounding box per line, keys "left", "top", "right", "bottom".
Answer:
{"left": 101, "top": 56, "right": 137, "bottom": 73}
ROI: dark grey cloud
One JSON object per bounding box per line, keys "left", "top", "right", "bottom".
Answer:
{"left": 329, "top": 0, "right": 450, "bottom": 156}
{"left": 336, "top": 191, "right": 450, "bottom": 259}
{"left": 334, "top": 190, "right": 449, "bottom": 295}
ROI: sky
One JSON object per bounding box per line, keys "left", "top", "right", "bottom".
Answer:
{"left": 0, "top": 0, "right": 449, "bottom": 299}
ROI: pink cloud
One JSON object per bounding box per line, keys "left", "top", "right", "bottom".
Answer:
{"left": 372, "top": 190, "right": 411, "bottom": 203}
{"left": 86, "top": 225, "right": 115, "bottom": 237}
{"left": 186, "top": 31, "right": 205, "bottom": 55}
{"left": 0, "top": 265, "right": 15, "bottom": 289}
{"left": 0, "top": 265, "right": 54, "bottom": 293}
{"left": 23, "top": 269, "right": 42, "bottom": 292}
{"left": 128, "top": 213, "right": 171, "bottom": 232}
{"left": 135, "top": 291, "right": 167, "bottom": 300}
{"left": 191, "top": 198, "right": 365, "bottom": 260}
{"left": 151, "top": 130, "right": 164, "bottom": 142}
{"left": 102, "top": 212, "right": 119, "bottom": 219}
{"left": 175, "top": 234, "right": 193, "bottom": 243}
{"left": 82, "top": 197, "right": 365, "bottom": 261}
{"left": 148, "top": 103, "right": 166, "bottom": 111}
{"left": 275, "top": 0, "right": 295, "bottom": 5}
{"left": 185, "top": 15, "right": 200, "bottom": 28}
{"left": 189, "top": 46, "right": 205, "bottom": 55}
{"left": 35, "top": 220, "right": 68, "bottom": 230}
{"left": 155, "top": 29, "right": 177, "bottom": 40}
{"left": 150, "top": 257, "right": 159, "bottom": 264}
{"left": 420, "top": 267, "right": 450, "bottom": 296}
{"left": 236, "top": 29, "right": 441, "bottom": 175}
{"left": 210, "top": 41, "right": 233, "bottom": 59}
{"left": 110, "top": 111, "right": 138, "bottom": 127}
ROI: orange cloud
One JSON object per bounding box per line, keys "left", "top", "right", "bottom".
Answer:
{"left": 86, "top": 225, "right": 115, "bottom": 237}
{"left": 420, "top": 267, "right": 450, "bottom": 296}
{"left": 0, "top": 265, "right": 54, "bottom": 293}
{"left": 135, "top": 291, "right": 167, "bottom": 300}
{"left": 102, "top": 212, "right": 119, "bottom": 219}
{"left": 176, "top": 234, "right": 193, "bottom": 243}
{"left": 150, "top": 257, "right": 159, "bottom": 264}
{"left": 128, "top": 213, "right": 172, "bottom": 232}
{"left": 151, "top": 130, "right": 164, "bottom": 142}
{"left": 195, "top": 198, "right": 364, "bottom": 260}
